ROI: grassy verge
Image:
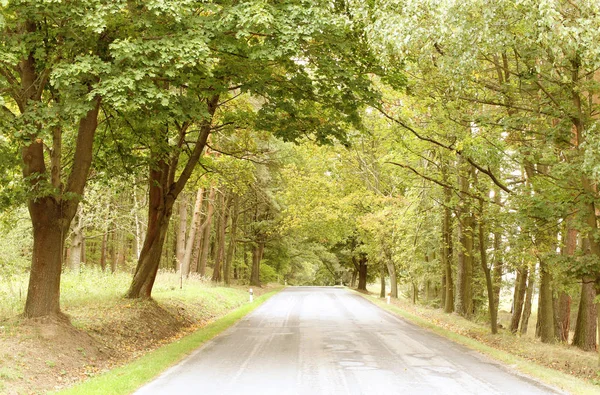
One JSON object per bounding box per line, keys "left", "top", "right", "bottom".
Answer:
{"left": 357, "top": 291, "right": 598, "bottom": 395}
{"left": 54, "top": 289, "right": 280, "bottom": 395}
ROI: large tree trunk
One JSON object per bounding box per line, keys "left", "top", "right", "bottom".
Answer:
{"left": 554, "top": 293, "right": 571, "bottom": 343}
{"left": 250, "top": 242, "right": 264, "bottom": 287}
{"left": 510, "top": 266, "right": 528, "bottom": 334}
{"left": 212, "top": 192, "right": 230, "bottom": 283}
{"left": 24, "top": 200, "right": 70, "bottom": 318}
{"left": 23, "top": 97, "right": 100, "bottom": 318}
{"left": 357, "top": 255, "right": 368, "bottom": 291}
{"left": 198, "top": 187, "right": 217, "bottom": 276}
{"left": 224, "top": 195, "right": 239, "bottom": 285}
{"left": 536, "top": 259, "right": 555, "bottom": 343}
{"left": 573, "top": 278, "right": 597, "bottom": 351}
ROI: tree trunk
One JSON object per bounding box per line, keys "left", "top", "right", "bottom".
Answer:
{"left": 351, "top": 269, "right": 358, "bottom": 288}
{"left": 379, "top": 263, "right": 386, "bottom": 298}
{"left": 181, "top": 188, "right": 204, "bottom": 278}
{"left": 554, "top": 293, "right": 571, "bottom": 343}
{"left": 175, "top": 193, "right": 188, "bottom": 271}
{"left": 456, "top": 159, "right": 473, "bottom": 318}
{"left": 443, "top": 186, "right": 454, "bottom": 313}
{"left": 478, "top": 206, "right": 497, "bottom": 334}
{"left": 386, "top": 261, "right": 398, "bottom": 298}
{"left": 198, "top": 187, "right": 216, "bottom": 276}
{"left": 212, "top": 192, "right": 230, "bottom": 282}
{"left": 520, "top": 267, "right": 535, "bottom": 335}
{"left": 69, "top": 211, "right": 84, "bottom": 272}
{"left": 250, "top": 242, "right": 264, "bottom": 287}
{"left": 224, "top": 195, "right": 239, "bottom": 285}
{"left": 22, "top": 98, "right": 100, "bottom": 318}
{"left": 537, "top": 260, "right": 555, "bottom": 343}
{"left": 572, "top": 278, "right": 597, "bottom": 351}
{"left": 100, "top": 231, "right": 108, "bottom": 272}
{"left": 510, "top": 266, "right": 528, "bottom": 334}
{"left": 23, "top": 200, "right": 69, "bottom": 318}
{"left": 357, "top": 255, "right": 368, "bottom": 291}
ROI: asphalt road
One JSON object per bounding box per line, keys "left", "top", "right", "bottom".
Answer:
{"left": 134, "top": 287, "right": 561, "bottom": 395}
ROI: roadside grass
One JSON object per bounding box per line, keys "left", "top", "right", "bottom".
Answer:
{"left": 53, "top": 290, "right": 279, "bottom": 395}
{"left": 358, "top": 291, "right": 599, "bottom": 395}
{"left": 0, "top": 267, "right": 281, "bottom": 395}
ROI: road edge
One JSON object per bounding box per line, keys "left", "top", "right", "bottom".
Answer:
{"left": 53, "top": 288, "right": 283, "bottom": 395}
{"left": 351, "top": 289, "right": 597, "bottom": 395}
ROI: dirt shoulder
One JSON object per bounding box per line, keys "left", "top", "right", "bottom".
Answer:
{"left": 0, "top": 284, "right": 274, "bottom": 395}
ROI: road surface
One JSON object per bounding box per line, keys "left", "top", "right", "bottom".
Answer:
{"left": 134, "top": 287, "right": 561, "bottom": 395}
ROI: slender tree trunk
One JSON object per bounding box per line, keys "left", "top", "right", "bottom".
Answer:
{"left": 443, "top": 186, "right": 454, "bottom": 313}
{"left": 175, "top": 193, "right": 188, "bottom": 272}
{"left": 69, "top": 211, "right": 84, "bottom": 272}
{"left": 492, "top": 202, "right": 503, "bottom": 321}
{"left": 181, "top": 188, "right": 204, "bottom": 278}
{"left": 199, "top": 187, "right": 216, "bottom": 276}
{"left": 386, "top": 261, "right": 398, "bottom": 298}
{"left": 379, "top": 263, "right": 386, "bottom": 298}
{"left": 510, "top": 266, "right": 528, "bottom": 334}
{"left": 520, "top": 267, "right": 535, "bottom": 335}
{"left": 478, "top": 205, "right": 497, "bottom": 334}
{"left": 555, "top": 221, "right": 576, "bottom": 342}
{"left": 351, "top": 269, "right": 358, "bottom": 288}
{"left": 100, "top": 231, "right": 107, "bottom": 272}
{"left": 250, "top": 242, "right": 264, "bottom": 287}
{"left": 224, "top": 195, "right": 239, "bottom": 285}
{"left": 212, "top": 192, "right": 230, "bottom": 282}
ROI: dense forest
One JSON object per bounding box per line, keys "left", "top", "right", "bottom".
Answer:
{"left": 2, "top": 0, "right": 600, "bottom": 359}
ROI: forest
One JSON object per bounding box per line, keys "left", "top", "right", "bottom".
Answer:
{"left": 2, "top": 0, "right": 600, "bottom": 373}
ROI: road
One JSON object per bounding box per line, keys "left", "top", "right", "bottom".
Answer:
{"left": 134, "top": 287, "right": 561, "bottom": 395}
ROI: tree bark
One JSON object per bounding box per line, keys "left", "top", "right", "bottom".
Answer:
{"left": 69, "top": 210, "right": 84, "bottom": 272}
{"left": 23, "top": 96, "right": 100, "bottom": 318}
{"left": 379, "top": 263, "right": 386, "bottom": 298}
{"left": 477, "top": 205, "right": 497, "bottom": 334}
{"left": 510, "top": 266, "right": 528, "bottom": 334}
{"left": 199, "top": 187, "right": 217, "bottom": 276}
{"left": 456, "top": 160, "right": 474, "bottom": 317}
{"left": 224, "top": 195, "right": 239, "bottom": 285}
{"left": 442, "top": 185, "right": 454, "bottom": 313}
{"left": 181, "top": 188, "right": 204, "bottom": 278}
{"left": 536, "top": 259, "right": 555, "bottom": 343}
{"left": 520, "top": 267, "right": 535, "bottom": 335}
{"left": 492, "top": 192, "right": 503, "bottom": 320}
{"left": 212, "top": 192, "right": 230, "bottom": 283}
{"left": 357, "top": 255, "right": 368, "bottom": 291}
{"left": 386, "top": 261, "right": 398, "bottom": 298}
{"left": 351, "top": 269, "right": 358, "bottom": 288}
{"left": 250, "top": 242, "right": 264, "bottom": 287}
{"left": 175, "top": 193, "right": 189, "bottom": 272}
{"left": 573, "top": 278, "right": 597, "bottom": 351}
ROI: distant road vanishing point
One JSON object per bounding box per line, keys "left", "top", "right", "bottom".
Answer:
{"left": 134, "top": 287, "right": 561, "bottom": 395}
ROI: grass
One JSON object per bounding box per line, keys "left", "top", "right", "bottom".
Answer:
{"left": 53, "top": 289, "right": 279, "bottom": 395}
{"left": 359, "top": 291, "right": 599, "bottom": 395}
